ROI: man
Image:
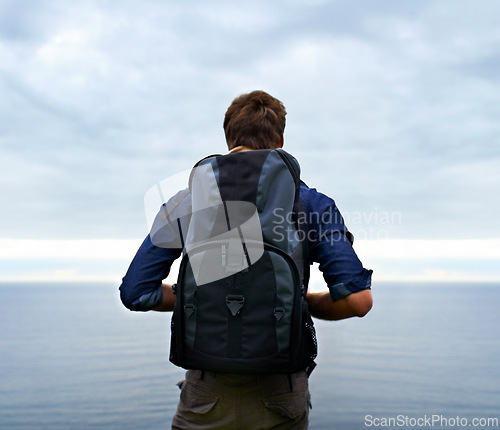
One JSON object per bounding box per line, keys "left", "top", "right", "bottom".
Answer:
{"left": 120, "top": 90, "right": 373, "bottom": 429}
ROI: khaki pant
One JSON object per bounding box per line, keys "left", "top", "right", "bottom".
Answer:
{"left": 171, "top": 370, "right": 310, "bottom": 430}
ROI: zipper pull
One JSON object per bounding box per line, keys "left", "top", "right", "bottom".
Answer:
{"left": 222, "top": 244, "right": 226, "bottom": 266}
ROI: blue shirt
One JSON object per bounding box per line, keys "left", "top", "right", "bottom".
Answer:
{"left": 120, "top": 182, "right": 372, "bottom": 311}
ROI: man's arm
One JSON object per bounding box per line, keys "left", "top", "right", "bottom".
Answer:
{"left": 152, "top": 283, "right": 176, "bottom": 311}
{"left": 119, "top": 235, "right": 181, "bottom": 311}
{"left": 306, "top": 289, "right": 372, "bottom": 321}
{"left": 299, "top": 184, "right": 373, "bottom": 320}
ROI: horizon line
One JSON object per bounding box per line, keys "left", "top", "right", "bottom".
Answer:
{"left": 1, "top": 238, "right": 498, "bottom": 284}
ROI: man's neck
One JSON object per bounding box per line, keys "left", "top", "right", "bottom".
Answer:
{"left": 228, "top": 145, "right": 253, "bottom": 153}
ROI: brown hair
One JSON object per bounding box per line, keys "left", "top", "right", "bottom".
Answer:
{"left": 223, "top": 91, "right": 286, "bottom": 150}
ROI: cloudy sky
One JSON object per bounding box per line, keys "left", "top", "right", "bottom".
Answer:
{"left": 0, "top": 0, "right": 499, "bottom": 283}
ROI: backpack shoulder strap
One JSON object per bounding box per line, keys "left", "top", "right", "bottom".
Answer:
{"left": 275, "top": 148, "right": 300, "bottom": 191}
{"left": 188, "top": 154, "right": 222, "bottom": 191}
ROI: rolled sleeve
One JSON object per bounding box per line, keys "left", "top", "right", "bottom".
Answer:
{"left": 329, "top": 267, "right": 373, "bottom": 301}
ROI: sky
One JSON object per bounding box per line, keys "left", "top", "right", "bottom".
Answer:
{"left": 0, "top": 0, "right": 499, "bottom": 284}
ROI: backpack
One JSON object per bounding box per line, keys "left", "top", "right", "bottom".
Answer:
{"left": 169, "top": 148, "right": 317, "bottom": 374}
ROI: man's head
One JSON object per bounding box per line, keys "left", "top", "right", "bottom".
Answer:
{"left": 223, "top": 90, "right": 286, "bottom": 150}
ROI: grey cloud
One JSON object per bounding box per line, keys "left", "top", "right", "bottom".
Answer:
{"left": 0, "top": 0, "right": 499, "bottom": 241}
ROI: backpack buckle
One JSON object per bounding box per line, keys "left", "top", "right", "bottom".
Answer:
{"left": 184, "top": 303, "right": 195, "bottom": 318}
{"left": 274, "top": 307, "right": 285, "bottom": 321}
{"left": 226, "top": 295, "right": 245, "bottom": 316}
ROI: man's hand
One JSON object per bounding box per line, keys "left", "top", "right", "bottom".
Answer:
{"left": 152, "top": 283, "right": 176, "bottom": 311}
{"left": 306, "top": 289, "right": 372, "bottom": 320}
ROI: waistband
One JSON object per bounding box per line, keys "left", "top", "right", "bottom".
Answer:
{"left": 186, "top": 369, "right": 308, "bottom": 389}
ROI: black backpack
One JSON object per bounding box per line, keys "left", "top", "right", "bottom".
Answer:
{"left": 169, "top": 149, "right": 317, "bottom": 374}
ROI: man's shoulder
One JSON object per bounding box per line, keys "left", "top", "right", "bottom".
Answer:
{"left": 164, "top": 188, "right": 191, "bottom": 218}
{"left": 299, "top": 181, "right": 336, "bottom": 211}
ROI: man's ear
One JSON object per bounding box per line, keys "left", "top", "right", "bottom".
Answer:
{"left": 277, "top": 135, "right": 284, "bottom": 148}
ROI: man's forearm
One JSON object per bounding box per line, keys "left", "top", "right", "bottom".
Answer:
{"left": 306, "top": 289, "right": 372, "bottom": 320}
{"left": 152, "top": 283, "right": 176, "bottom": 311}
{"left": 152, "top": 284, "right": 372, "bottom": 316}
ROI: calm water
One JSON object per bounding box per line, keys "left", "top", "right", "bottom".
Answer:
{"left": 0, "top": 282, "right": 499, "bottom": 429}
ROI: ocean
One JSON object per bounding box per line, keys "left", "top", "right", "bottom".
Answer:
{"left": 0, "top": 282, "right": 499, "bottom": 429}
